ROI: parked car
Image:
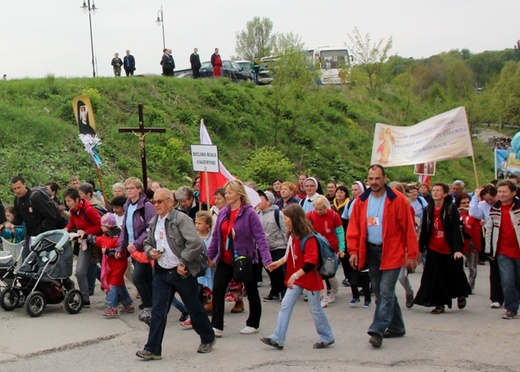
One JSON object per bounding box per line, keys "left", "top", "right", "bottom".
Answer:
{"left": 178, "top": 60, "right": 251, "bottom": 82}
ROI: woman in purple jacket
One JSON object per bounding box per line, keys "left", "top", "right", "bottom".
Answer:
{"left": 208, "top": 180, "right": 273, "bottom": 337}
{"left": 115, "top": 177, "right": 156, "bottom": 321}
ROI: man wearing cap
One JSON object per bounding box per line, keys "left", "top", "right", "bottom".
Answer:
{"left": 257, "top": 190, "right": 288, "bottom": 301}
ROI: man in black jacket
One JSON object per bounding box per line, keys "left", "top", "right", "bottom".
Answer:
{"left": 190, "top": 48, "right": 201, "bottom": 79}
{"left": 11, "top": 175, "right": 58, "bottom": 258}
{"left": 123, "top": 50, "right": 136, "bottom": 76}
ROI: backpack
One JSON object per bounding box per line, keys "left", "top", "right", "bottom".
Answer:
{"left": 300, "top": 232, "right": 339, "bottom": 279}
{"left": 29, "top": 187, "right": 65, "bottom": 228}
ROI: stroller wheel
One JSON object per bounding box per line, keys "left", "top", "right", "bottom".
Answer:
{"left": 25, "top": 291, "right": 46, "bottom": 317}
{"left": 64, "top": 289, "right": 83, "bottom": 314}
{"left": 0, "top": 287, "right": 21, "bottom": 311}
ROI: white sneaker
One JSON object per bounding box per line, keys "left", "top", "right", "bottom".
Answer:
{"left": 327, "top": 293, "right": 336, "bottom": 304}
{"left": 240, "top": 326, "right": 259, "bottom": 335}
{"left": 213, "top": 328, "right": 223, "bottom": 338}
{"left": 320, "top": 297, "right": 328, "bottom": 308}
{"left": 490, "top": 302, "right": 502, "bottom": 309}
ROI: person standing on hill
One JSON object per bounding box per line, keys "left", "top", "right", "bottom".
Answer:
{"left": 161, "top": 48, "right": 174, "bottom": 76}
{"left": 190, "top": 48, "right": 201, "bottom": 79}
{"left": 123, "top": 50, "right": 136, "bottom": 76}
{"left": 211, "top": 48, "right": 222, "bottom": 77}
{"left": 111, "top": 53, "right": 123, "bottom": 77}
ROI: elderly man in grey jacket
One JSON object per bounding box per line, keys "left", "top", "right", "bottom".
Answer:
{"left": 136, "top": 188, "right": 215, "bottom": 360}
{"left": 258, "top": 190, "right": 288, "bottom": 301}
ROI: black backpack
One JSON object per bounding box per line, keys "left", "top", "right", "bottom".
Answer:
{"left": 29, "top": 187, "right": 65, "bottom": 228}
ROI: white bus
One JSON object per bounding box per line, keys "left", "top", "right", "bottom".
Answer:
{"left": 305, "top": 47, "right": 351, "bottom": 85}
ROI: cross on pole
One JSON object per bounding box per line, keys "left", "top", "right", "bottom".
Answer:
{"left": 119, "top": 103, "right": 165, "bottom": 188}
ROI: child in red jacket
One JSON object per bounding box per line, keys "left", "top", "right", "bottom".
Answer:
{"left": 87, "top": 213, "right": 134, "bottom": 317}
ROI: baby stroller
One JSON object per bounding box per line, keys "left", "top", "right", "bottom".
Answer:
{"left": 0, "top": 230, "right": 83, "bottom": 317}
{"left": 0, "top": 232, "right": 25, "bottom": 289}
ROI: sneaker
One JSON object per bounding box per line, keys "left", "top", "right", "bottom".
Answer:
{"left": 263, "top": 295, "right": 280, "bottom": 302}
{"left": 120, "top": 305, "right": 135, "bottom": 314}
{"left": 320, "top": 297, "right": 328, "bottom": 308}
{"left": 240, "top": 326, "right": 259, "bottom": 335}
{"left": 349, "top": 298, "right": 360, "bottom": 306}
{"left": 327, "top": 293, "right": 336, "bottom": 304}
{"left": 313, "top": 340, "right": 335, "bottom": 349}
{"left": 502, "top": 311, "right": 517, "bottom": 320}
{"left": 363, "top": 301, "right": 371, "bottom": 308}
{"left": 180, "top": 319, "right": 192, "bottom": 329}
{"left": 83, "top": 301, "right": 90, "bottom": 309}
{"left": 260, "top": 336, "right": 283, "bottom": 350}
{"left": 103, "top": 307, "right": 119, "bottom": 318}
{"left": 179, "top": 311, "right": 190, "bottom": 322}
{"left": 197, "top": 339, "right": 216, "bottom": 353}
{"left": 431, "top": 306, "right": 445, "bottom": 314}
{"left": 135, "top": 349, "right": 161, "bottom": 361}
{"left": 406, "top": 292, "right": 414, "bottom": 309}
{"left": 213, "top": 328, "right": 223, "bottom": 338}
{"left": 257, "top": 281, "right": 263, "bottom": 287}
{"left": 303, "top": 294, "right": 308, "bottom": 302}
{"left": 139, "top": 310, "right": 151, "bottom": 322}
{"left": 490, "top": 302, "right": 502, "bottom": 309}
{"left": 342, "top": 278, "right": 351, "bottom": 287}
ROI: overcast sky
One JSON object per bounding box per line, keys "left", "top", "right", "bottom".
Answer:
{"left": 1, "top": 0, "right": 519, "bottom": 79}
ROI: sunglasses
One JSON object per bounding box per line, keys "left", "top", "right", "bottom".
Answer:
{"left": 151, "top": 198, "right": 169, "bottom": 205}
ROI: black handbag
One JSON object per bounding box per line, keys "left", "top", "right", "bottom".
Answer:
{"left": 233, "top": 256, "right": 253, "bottom": 283}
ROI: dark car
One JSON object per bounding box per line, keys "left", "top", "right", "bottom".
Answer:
{"left": 178, "top": 60, "right": 251, "bottom": 82}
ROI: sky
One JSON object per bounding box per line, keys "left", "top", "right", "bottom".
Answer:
{"left": 1, "top": 0, "right": 519, "bottom": 79}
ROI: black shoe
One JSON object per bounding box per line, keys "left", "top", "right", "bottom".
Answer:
{"left": 89, "top": 290, "right": 94, "bottom": 296}
{"left": 406, "top": 293, "right": 414, "bottom": 309}
{"left": 136, "top": 350, "right": 162, "bottom": 360}
{"left": 83, "top": 301, "right": 90, "bottom": 308}
{"left": 369, "top": 334, "right": 383, "bottom": 348}
{"left": 342, "top": 278, "right": 351, "bottom": 287}
{"left": 139, "top": 303, "right": 144, "bottom": 310}
{"left": 179, "top": 312, "right": 189, "bottom": 322}
{"left": 260, "top": 337, "right": 283, "bottom": 350}
{"left": 383, "top": 330, "right": 406, "bottom": 338}
{"left": 263, "top": 295, "right": 280, "bottom": 302}
{"left": 313, "top": 340, "right": 334, "bottom": 349}
{"left": 197, "top": 339, "right": 216, "bottom": 353}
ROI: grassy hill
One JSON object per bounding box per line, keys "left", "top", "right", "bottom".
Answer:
{"left": 0, "top": 75, "right": 496, "bottom": 201}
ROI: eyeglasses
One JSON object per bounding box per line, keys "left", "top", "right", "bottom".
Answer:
{"left": 151, "top": 198, "right": 169, "bottom": 205}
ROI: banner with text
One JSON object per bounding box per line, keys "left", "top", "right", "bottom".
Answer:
{"left": 370, "top": 107, "right": 473, "bottom": 167}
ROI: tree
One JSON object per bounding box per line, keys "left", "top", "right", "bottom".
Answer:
{"left": 346, "top": 27, "right": 392, "bottom": 91}
{"left": 234, "top": 17, "right": 275, "bottom": 61}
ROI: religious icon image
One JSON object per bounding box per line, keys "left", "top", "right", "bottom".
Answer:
{"left": 376, "top": 127, "right": 395, "bottom": 164}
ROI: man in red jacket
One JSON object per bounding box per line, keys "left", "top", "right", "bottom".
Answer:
{"left": 347, "top": 165, "right": 418, "bottom": 348}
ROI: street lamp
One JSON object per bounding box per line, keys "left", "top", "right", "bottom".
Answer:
{"left": 81, "top": 0, "right": 98, "bottom": 77}
{"left": 155, "top": 6, "right": 166, "bottom": 50}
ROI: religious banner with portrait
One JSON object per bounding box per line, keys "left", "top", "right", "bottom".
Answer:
{"left": 370, "top": 107, "right": 473, "bottom": 167}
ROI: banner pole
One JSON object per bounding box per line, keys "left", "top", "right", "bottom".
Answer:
{"left": 471, "top": 154, "right": 480, "bottom": 188}
{"left": 204, "top": 167, "right": 210, "bottom": 210}
{"left": 95, "top": 164, "right": 110, "bottom": 209}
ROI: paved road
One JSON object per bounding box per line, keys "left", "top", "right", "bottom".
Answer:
{"left": 0, "top": 263, "right": 518, "bottom": 372}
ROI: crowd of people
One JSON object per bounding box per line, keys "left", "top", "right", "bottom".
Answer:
{"left": 1, "top": 167, "right": 520, "bottom": 358}
{"left": 109, "top": 47, "right": 224, "bottom": 78}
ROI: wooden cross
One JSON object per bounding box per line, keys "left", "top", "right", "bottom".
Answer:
{"left": 119, "top": 103, "right": 166, "bottom": 188}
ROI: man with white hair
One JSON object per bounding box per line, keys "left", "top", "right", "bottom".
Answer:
{"left": 450, "top": 180, "right": 465, "bottom": 200}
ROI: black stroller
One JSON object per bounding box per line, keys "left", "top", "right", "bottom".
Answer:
{"left": 0, "top": 230, "right": 84, "bottom": 317}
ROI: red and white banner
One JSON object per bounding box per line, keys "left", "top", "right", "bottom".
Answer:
{"left": 199, "top": 120, "right": 260, "bottom": 207}
{"left": 370, "top": 107, "right": 473, "bottom": 167}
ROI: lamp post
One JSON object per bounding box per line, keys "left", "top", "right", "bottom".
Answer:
{"left": 81, "top": 0, "right": 98, "bottom": 77}
{"left": 156, "top": 6, "right": 165, "bottom": 50}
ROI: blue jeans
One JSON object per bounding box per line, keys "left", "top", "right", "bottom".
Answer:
{"left": 105, "top": 285, "right": 133, "bottom": 308}
{"left": 497, "top": 255, "right": 520, "bottom": 314}
{"left": 171, "top": 295, "right": 188, "bottom": 314}
{"left": 366, "top": 242, "right": 404, "bottom": 336}
{"left": 132, "top": 259, "right": 153, "bottom": 309}
{"left": 144, "top": 266, "right": 214, "bottom": 356}
{"left": 269, "top": 285, "right": 334, "bottom": 346}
